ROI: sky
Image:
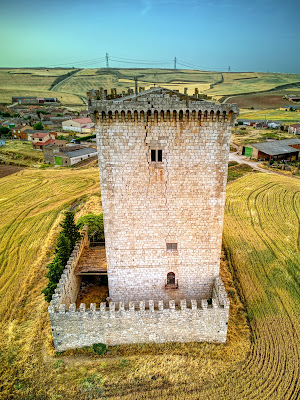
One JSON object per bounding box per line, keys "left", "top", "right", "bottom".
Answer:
{"left": 0, "top": 0, "right": 300, "bottom": 73}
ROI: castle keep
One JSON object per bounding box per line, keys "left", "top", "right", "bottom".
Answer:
{"left": 48, "top": 87, "right": 239, "bottom": 351}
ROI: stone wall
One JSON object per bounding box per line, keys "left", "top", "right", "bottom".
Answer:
{"left": 49, "top": 277, "right": 230, "bottom": 351}
{"left": 90, "top": 88, "right": 239, "bottom": 303}
{"left": 49, "top": 226, "right": 88, "bottom": 310}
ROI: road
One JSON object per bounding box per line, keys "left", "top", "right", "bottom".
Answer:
{"left": 50, "top": 70, "right": 79, "bottom": 91}
{"left": 229, "top": 152, "right": 269, "bottom": 173}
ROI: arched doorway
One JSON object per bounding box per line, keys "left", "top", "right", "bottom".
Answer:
{"left": 167, "top": 272, "right": 175, "bottom": 285}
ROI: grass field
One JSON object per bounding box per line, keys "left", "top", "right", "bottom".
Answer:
{"left": 231, "top": 126, "right": 296, "bottom": 146}
{"left": 239, "top": 108, "right": 300, "bottom": 124}
{"left": 0, "top": 169, "right": 300, "bottom": 398}
{"left": 206, "top": 72, "right": 300, "bottom": 96}
{"left": 2, "top": 68, "right": 300, "bottom": 106}
{"left": 56, "top": 68, "right": 221, "bottom": 98}
{"left": 0, "top": 140, "right": 44, "bottom": 166}
{"left": 226, "top": 88, "right": 300, "bottom": 109}
{"left": 0, "top": 69, "right": 85, "bottom": 105}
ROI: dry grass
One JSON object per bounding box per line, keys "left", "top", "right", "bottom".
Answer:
{"left": 2, "top": 68, "right": 300, "bottom": 107}
{"left": 0, "top": 68, "right": 85, "bottom": 105}
{"left": 56, "top": 68, "right": 221, "bottom": 98}
{"left": 206, "top": 72, "right": 300, "bottom": 96}
{"left": 0, "top": 170, "right": 299, "bottom": 399}
{"left": 0, "top": 140, "right": 44, "bottom": 166}
{"left": 231, "top": 125, "right": 296, "bottom": 146}
{"left": 239, "top": 108, "right": 300, "bottom": 124}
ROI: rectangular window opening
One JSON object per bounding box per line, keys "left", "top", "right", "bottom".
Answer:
{"left": 157, "top": 149, "right": 162, "bottom": 162}
{"left": 151, "top": 149, "right": 163, "bottom": 163}
{"left": 167, "top": 243, "right": 177, "bottom": 251}
{"left": 151, "top": 149, "right": 156, "bottom": 162}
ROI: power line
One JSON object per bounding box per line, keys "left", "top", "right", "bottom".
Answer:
{"left": 47, "top": 57, "right": 106, "bottom": 67}
{"left": 45, "top": 54, "right": 237, "bottom": 72}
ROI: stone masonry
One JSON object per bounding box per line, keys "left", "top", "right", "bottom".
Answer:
{"left": 48, "top": 87, "right": 238, "bottom": 351}
{"left": 89, "top": 87, "right": 239, "bottom": 303}
{"left": 49, "top": 227, "right": 229, "bottom": 351}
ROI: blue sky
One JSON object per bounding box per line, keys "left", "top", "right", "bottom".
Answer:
{"left": 0, "top": 0, "right": 299, "bottom": 72}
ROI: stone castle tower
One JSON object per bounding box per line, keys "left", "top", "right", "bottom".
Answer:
{"left": 48, "top": 87, "right": 239, "bottom": 351}
{"left": 89, "top": 87, "right": 239, "bottom": 305}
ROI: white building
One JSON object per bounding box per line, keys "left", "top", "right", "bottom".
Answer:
{"left": 62, "top": 117, "right": 95, "bottom": 133}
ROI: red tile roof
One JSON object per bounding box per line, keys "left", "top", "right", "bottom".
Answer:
{"left": 31, "top": 132, "right": 50, "bottom": 138}
{"left": 33, "top": 139, "right": 57, "bottom": 146}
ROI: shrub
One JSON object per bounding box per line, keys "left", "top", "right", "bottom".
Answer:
{"left": 79, "top": 374, "right": 103, "bottom": 398}
{"left": 92, "top": 343, "right": 107, "bottom": 355}
{"left": 77, "top": 213, "right": 104, "bottom": 242}
{"left": 228, "top": 161, "right": 239, "bottom": 167}
{"left": 33, "top": 121, "right": 44, "bottom": 130}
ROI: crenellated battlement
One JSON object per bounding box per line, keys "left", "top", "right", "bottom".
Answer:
{"left": 49, "top": 279, "right": 229, "bottom": 315}
{"left": 48, "top": 257, "right": 230, "bottom": 351}
{"left": 87, "top": 87, "right": 238, "bottom": 125}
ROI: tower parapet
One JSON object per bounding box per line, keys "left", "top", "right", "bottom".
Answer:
{"left": 87, "top": 87, "right": 238, "bottom": 124}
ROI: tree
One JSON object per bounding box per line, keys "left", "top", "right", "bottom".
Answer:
{"left": 41, "top": 212, "right": 80, "bottom": 303}
{"left": 33, "top": 121, "right": 44, "bottom": 130}
{"left": 60, "top": 211, "right": 80, "bottom": 248}
{"left": 0, "top": 126, "right": 10, "bottom": 136}
{"left": 55, "top": 234, "right": 71, "bottom": 266}
{"left": 41, "top": 255, "right": 64, "bottom": 302}
{"left": 77, "top": 213, "right": 104, "bottom": 242}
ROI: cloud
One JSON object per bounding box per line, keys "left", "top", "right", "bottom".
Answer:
{"left": 141, "top": 0, "right": 152, "bottom": 15}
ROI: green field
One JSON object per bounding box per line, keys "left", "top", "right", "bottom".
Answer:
{"left": 1, "top": 68, "right": 300, "bottom": 106}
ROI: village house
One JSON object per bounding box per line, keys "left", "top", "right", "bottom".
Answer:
{"left": 62, "top": 117, "right": 95, "bottom": 133}
{"left": 11, "top": 124, "right": 32, "bottom": 140}
{"left": 31, "top": 131, "right": 58, "bottom": 150}
{"left": 42, "top": 121, "right": 56, "bottom": 130}
{"left": 288, "top": 124, "right": 300, "bottom": 135}
{"left": 242, "top": 138, "right": 300, "bottom": 160}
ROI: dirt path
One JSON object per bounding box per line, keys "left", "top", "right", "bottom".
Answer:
{"left": 229, "top": 151, "right": 300, "bottom": 179}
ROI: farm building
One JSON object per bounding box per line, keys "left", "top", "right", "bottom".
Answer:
{"left": 54, "top": 147, "right": 97, "bottom": 166}
{"left": 62, "top": 117, "right": 95, "bottom": 133}
{"left": 11, "top": 96, "right": 58, "bottom": 105}
{"left": 43, "top": 143, "right": 82, "bottom": 164}
{"left": 242, "top": 138, "right": 300, "bottom": 160}
{"left": 236, "top": 119, "right": 281, "bottom": 129}
{"left": 288, "top": 124, "right": 300, "bottom": 135}
{"left": 280, "top": 105, "right": 300, "bottom": 111}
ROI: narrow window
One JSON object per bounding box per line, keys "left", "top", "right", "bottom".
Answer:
{"left": 151, "top": 149, "right": 156, "bottom": 162}
{"left": 167, "top": 243, "right": 177, "bottom": 251}
{"left": 151, "top": 149, "right": 163, "bottom": 163}
{"left": 157, "top": 149, "right": 162, "bottom": 162}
